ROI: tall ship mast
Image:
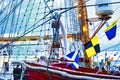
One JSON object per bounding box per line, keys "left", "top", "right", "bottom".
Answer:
{"left": 78, "top": 0, "right": 91, "bottom": 67}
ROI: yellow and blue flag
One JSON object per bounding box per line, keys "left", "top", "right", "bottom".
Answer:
{"left": 84, "top": 36, "right": 100, "bottom": 58}
{"left": 104, "top": 19, "right": 119, "bottom": 40}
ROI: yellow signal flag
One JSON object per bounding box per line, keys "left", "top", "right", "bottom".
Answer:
{"left": 91, "top": 36, "right": 99, "bottom": 46}
{"left": 85, "top": 47, "right": 96, "bottom": 58}
{"left": 84, "top": 36, "right": 100, "bottom": 58}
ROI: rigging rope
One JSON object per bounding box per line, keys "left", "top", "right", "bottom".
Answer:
{"left": 24, "top": 0, "right": 36, "bottom": 56}
{"left": 17, "top": 0, "right": 31, "bottom": 35}
{"left": 9, "top": 0, "right": 18, "bottom": 40}
{"left": 0, "top": 0, "right": 23, "bottom": 25}
{"left": 0, "top": 0, "right": 11, "bottom": 38}
{"left": 0, "top": 0, "right": 98, "bottom": 49}
{"left": 0, "top": 0, "right": 120, "bottom": 57}
{"left": 0, "top": 0, "right": 5, "bottom": 15}
{"left": 14, "top": 0, "right": 23, "bottom": 37}
{"left": 23, "top": 0, "right": 33, "bottom": 34}
{"left": 43, "top": 0, "right": 55, "bottom": 80}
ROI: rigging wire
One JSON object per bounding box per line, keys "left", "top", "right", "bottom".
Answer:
{"left": 0, "top": 0, "right": 23, "bottom": 25}
{"left": 0, "top": 0, "right": 120, "bottom": 60}
{"left": 48, "top": 1, "right": 120, "bottom": 12}
{"left": 0, "top": 0, "right": 119, "bottom": 48}
{"left": 96, "top": 4, "right": 120, "bottom": 51}
{"left": 4, "top": 0, "right": 14, "bottom": 42}
{"left": 1, "top": 0, "right": 14, "bottom": 41}
{"left": 6, "top": 1, "right": 18, "bottom": 71}
{"left": 0, "top": 0, "right": 5, "bottom": 10}
{"left": 43, "top": 0, "right": 54, "bottom": 80}
{"left": 13, "top": 0, "right": 23, "bottom": 37}
{"left": 8, "top": 0, "right": 18, "bottom": 39}
{"left": 0, "top": 0, "right": 23, "bottom": 46}
{"left": 17, "top": 1, "right": 120, "bottom": 38}
{"left": 88, "top": 0, "right": 120, "bottom": 52}
{"left": 26, "top": 0, "right": 36, "bottom": 58}
{"left": 24, "top": 0, "right": 33, "bottom": 34}
{"left": 0, "top": 0, "right": 11, "bottom": 38}
{"left": 15, "top": 6, "right": 53, "bottom": 36}
{"left": 0, "top": 0, "right": 3, "bottom": 5}
{"left": 0, "top": 16, "right": 53, "bottom": 49}
{"left": 36, "top": 1, "right": 49, "bottom": 56}
{"left": 17, "top": 0, "right": 43, "bottom": 35}
{"left": 0, "top": 0, "right": 5, "bottom": 15}
{"left": 64, "top": 0, "right": 69, "bottom": 34}
{"left": 17, "top": 0, "right": 31, "bottom": 35}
